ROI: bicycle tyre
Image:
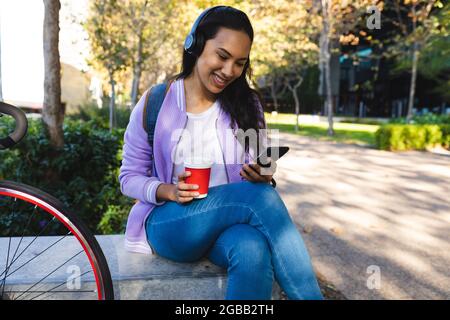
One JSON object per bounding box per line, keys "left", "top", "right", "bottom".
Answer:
{"left": 0, "top": 180, "right": 114, "bottom": 300}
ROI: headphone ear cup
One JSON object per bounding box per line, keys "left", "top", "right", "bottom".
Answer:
{"left": 184, "top": 34, "right": 194, "bottom": 53}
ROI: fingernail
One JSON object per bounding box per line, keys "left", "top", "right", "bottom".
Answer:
{"left": 194, "top": 192, "right": 199, "bottom": 196}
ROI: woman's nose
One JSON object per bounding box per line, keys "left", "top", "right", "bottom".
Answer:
{"left": 221, "top": 62, "right": 234, "bottom": 79}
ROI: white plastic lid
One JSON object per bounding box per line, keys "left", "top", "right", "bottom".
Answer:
{"left": 184, "top": 157, "right": 213, "bottom": 169}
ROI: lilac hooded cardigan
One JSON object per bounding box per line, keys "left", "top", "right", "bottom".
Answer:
{"left": 119, "top": 78, "right": 266, "bottom": 254}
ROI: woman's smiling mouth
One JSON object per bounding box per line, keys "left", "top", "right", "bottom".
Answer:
{"left": 212, "top": 73, "right": 228, "bottom": 88}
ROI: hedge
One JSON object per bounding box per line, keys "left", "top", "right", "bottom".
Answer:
{"left": 389, "top": 114, "right": 450, "bottom": 125}
{"left": 0, "top": 117, "right": 133, "bottom": 235}
{"left": 375, "top": 124, "right": 450, "bottom": 151}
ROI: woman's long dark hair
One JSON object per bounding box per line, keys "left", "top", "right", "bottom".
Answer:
{"left": 171, "top": 6, "right": 266, "bottom": 138}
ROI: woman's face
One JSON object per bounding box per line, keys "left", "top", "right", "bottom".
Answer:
{"left": 194, "top": 27, "right": 252, "bottom": 94}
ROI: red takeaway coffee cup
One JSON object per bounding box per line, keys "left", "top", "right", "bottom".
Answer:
{"left": 184, "top": 158, "right": 213, "bottom": 199}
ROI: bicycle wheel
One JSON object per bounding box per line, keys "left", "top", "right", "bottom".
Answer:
{"left": 0, "top": 180, "right": 114, "bottom": 300}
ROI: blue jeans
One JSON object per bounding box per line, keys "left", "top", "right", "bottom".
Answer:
{"left": 145, "top": 181, "right": 323, "bottom": 300}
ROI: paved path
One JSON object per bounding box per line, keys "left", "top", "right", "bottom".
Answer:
{"left": 274, "top": 132, "right": 450, "bottom": 299}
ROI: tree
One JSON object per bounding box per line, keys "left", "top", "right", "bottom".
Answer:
{"left": 85, "top": 0, "right": 130, "bottom": 131}
{"left": 417, "top": 2, "right": 450, "bottom": 103}
{"left": 120, "top": 0, "right": 174, "bottom": 106}
{"left": 284, "top": 55, "right": 317, "bottom": 132}
{"left": 319, "top": 0, "right": 334, "bottom": 135}
{"left": 43, "top": 0, "right": 64, "bottom": 147}
{"left": 266, "top": 70, "right": 288, "bottom": 112}
{"left": 388, "top": 0, "right": 445, "bottom": 121}
{"left": 315, "top": 0, "right": 379, "bottom": 135}
{"left": 282, "top": 1, "right": 319, "bottom": 132}
{"left": 248, "top": 0, "right": 319, "bottom": 126}
{"left": 137, "top": 0, "right": 240, "bottom": 92}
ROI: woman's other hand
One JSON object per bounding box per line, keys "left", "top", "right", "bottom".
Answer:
{"left": 240, "top": 158, "right": 276, "bottom": 184}
{"left": 171, "top": 171, "right": 200, "bottom": 204}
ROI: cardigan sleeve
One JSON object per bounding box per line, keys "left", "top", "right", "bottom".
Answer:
{"left": 118, "top": 90, "right": 166, "bottom": 206}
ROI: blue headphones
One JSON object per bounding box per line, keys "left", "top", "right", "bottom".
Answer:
{"left": 184, "top": 5, "right": 228, "bottom": 56}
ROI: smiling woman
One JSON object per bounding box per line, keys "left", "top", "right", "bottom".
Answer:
{"left": 175, "top": 6, "right": 265, "bottom": 135}
{"left": 119, "top": 5, "right": 323, "bottom": 301}
{"left": 183, "top": 27, "right": 253, "bottom": 114}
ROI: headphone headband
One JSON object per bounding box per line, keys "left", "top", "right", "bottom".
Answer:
{"left": 184, "top": 5, "right": 228, "bottom": 55}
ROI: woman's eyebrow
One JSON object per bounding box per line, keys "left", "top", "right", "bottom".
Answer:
{"left": 217, "top": 48, "right": 248, "bottom": 61}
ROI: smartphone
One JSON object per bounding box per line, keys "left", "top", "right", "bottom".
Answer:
{"left": 256, "top": 146, "right": 290, "bottom": 167}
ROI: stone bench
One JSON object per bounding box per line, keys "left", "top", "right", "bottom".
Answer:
{"left": 1, "top": 234, "right": 283, "bottom": 300}
{"left": 101, "top": 235, "right": 283, "bottom": 299}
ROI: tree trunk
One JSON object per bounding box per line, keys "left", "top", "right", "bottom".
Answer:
{"left": 407, "top": 41, "right": 419, "bottom": 123}
{"left": 325, "top": 53, "right": 334, "bottom": 136}
{"left": 270, "top": 77, "right": 279, "bottom": 112}
{"left": 109, "top": 72, "right": 116, "bottom": 132}
{"left": 293, "top": 87, "right": 300, "bottom": 133}
{"left": 43, "top": 0, "right": 64, "bottom": 148}
{"left": 321, "top": 0, "right": 334, "bottom": 136}
{"left": 130, "top": 35, "right": 143, "bottom": 107}
{"left": 286, "top": 76, "right": 303, "bottom": 133}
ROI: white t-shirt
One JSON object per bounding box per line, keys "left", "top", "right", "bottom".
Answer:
{"left": 172, "top": 100, "right": 228, "bottom": 187}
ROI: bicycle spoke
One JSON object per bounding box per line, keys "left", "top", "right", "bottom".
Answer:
{"left": 0, "top": 238, "right": 12, "bottom": 297}
{"left": 2, "top": 232, "right": 71, "bottom": 280}
{"left": 8, "top": 289, "right": 96, "bottom": 301}
{"left": 4, "top": 232, "right": 72, "bottom": 300}
{"left": 11, "top": 290, "right": 96, "bottom": 301}
{"left": 29, "top": 270, "right": 94, "bottom": 300}
{"left": 2, "top": 205, "right": 38, "bottom": 279}
{"left": 0, "top": 183, "right": 113, "bottom": 300}
{"left": 13, "top": 250, "right": 84, "bottom": 300}
{"left": 0, "top": 216, "right": 57, "bottom": 279}
{"left": 0, "top": 198, "right": 18, "bottom": 296}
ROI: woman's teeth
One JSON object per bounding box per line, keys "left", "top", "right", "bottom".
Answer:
{"left": 214, "top": 74, "right": 226, "bottom": 84}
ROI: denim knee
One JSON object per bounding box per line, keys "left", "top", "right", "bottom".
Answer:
{"left": 228, "top": 225, "right": 273, "bottom": 272}
{"left": 240, "top": 182, "right": 284, "bottom": 212}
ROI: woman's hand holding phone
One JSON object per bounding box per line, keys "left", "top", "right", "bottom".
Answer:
{"left": 240, "top": 146, "right": 289, "bottom": 184}
{"left": 240, "top": 157, "right": 277, "bottom": 184}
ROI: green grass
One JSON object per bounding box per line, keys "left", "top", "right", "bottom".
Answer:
{"left": 265, "top": 113, "right": 379, "bottom": 146}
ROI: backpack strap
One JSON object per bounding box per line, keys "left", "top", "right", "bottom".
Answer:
{"left": 143, "top": 79, "right": 174, "bottom": 151}
{"left": 142, "top": 79, "right": 174, "bottom": 178}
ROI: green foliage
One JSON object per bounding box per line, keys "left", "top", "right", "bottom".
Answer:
{"left": 97, "top": 203, "right": 130, "bottom": 234}
{"left": 69, "top": 103, "right": 132, "bottom": 130}
{"left": 440, "top": 124, "right": 450, "bottom": 148}
{"left": 417, "top": 2, "right": 450, "bottom": 78}
{"left": 267, "top": 123, "right": 376, "bottom": 146}
{"left": 84, "top": 0, "right": 130, "bottom": 75}
{"left": 0, "top": 116, "right": 133, "bottom": 234}
{"left": 340, "top": 118, "right": 386, "bottom": 125}
{"left": 389, "top": 114, "right": 450, "bottom": 124}
{"left": 375, "top": 124, "right": 447, "bottom": 151}
{"left": 375, "top": 125, "right": 405, "bottom": 151}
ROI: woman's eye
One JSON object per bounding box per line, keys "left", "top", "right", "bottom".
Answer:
{"left": 218, "top": 53, "right": 245, "bottom": 67}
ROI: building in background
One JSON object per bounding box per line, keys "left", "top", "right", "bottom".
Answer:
{"left": 0, "top": 0, "right": 102, "bottom": 113}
